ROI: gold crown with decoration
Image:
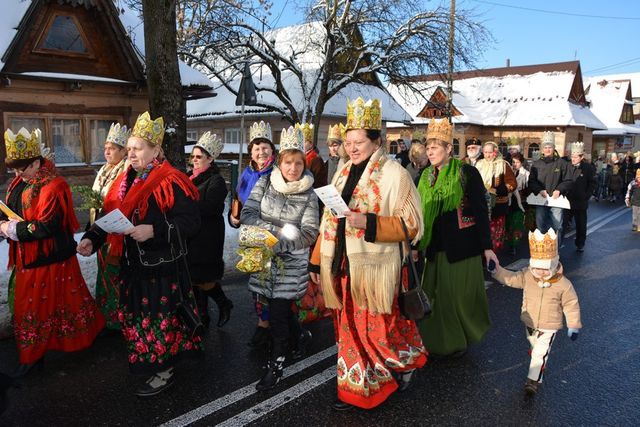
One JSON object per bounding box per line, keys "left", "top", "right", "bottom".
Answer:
{"left": 570, "top": 141, "right": 584, "bottom": 155}
{"left": 346, "top": 97, "right": 382, "bottom": 130}
{"left": 131, "top": 112, "right": 164, "bottom": 146}
{"left": 327, "top": 123, "right": 345, "bottom": 141}
{"left": 4, "top": 127, "right": 42, "bottom": 161}
{"left": 105, "top": 123, "right": 130, "bottom": 147}
{"left": 426, "top": 118, "right": 453, "bottom": 143}
{"left": 279, "top": 126, "right": 304, "bottom": 152}
{"left": 249, "top": 121, "right": 272, "bottom": 143}
{"left": 295, "top": 123, "right": 314, "bottom": 144}
{"left": 195, "top": 131, "right": 224, "bottom": 159}
{"left": 529, "top": 229, "right": 558, "bottom": 268}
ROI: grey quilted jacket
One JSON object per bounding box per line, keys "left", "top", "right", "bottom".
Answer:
{"left": 240, "top": 170, "right": 319, "bottom": 300}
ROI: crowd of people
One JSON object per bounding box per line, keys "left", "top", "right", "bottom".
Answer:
{"left": 1, "top": 98, "right": 636, "bottom": 413}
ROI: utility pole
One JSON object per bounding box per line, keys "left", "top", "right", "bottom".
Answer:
{"left": 446, "top": 0, "right": 456, "bottom": 124}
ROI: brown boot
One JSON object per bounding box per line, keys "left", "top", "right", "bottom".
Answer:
{"left": 524, "top": 379, "right": 539, "bottom": 396}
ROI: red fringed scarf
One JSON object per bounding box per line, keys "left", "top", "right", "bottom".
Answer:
{"left": 102, "top": 161, "right": 199, "bottom": 258}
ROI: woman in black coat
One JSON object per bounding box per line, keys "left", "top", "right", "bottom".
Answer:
{"left": 188, "top": 132, "right": 232, "bottom": 327}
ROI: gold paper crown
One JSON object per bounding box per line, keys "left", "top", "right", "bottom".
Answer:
{"left": 346, "top": 97, "right": 382, "bottom": 130}
{"left": 529, "top": 229, "right": 558, "bottom": 261}
{"left": 195, "top": 131, "right": 224, "bottom": 159}
{"left": 541, "top": 131, "right": 555, "bottom": 147}
{"left": 508, "top": 136, "right": 521, "bottom": 150}
{"left": 249, "top": 121, "right": 272, "bottom": 143}
{"left": 279, "top": 126, "right": 304, "bottom": 152}
{"left": 105, "top": 123, "right": 130, "bottom": 147}
{"left": 4, "top": 128, "right": 42, "bottom": 161}
{"left": 426, "top": 118, "right": 453, "bottom": 143}
{"left": 327, "top": 123, "right": 345, "bottom": 141}
{"left": 570, "top": 141, "right": 584, "bottom": 155}
{"left": 131, "top": 112, "right": 164, "bottom": 146}
{"left": 295, "top": 123, "right": 314, "bottom": 144}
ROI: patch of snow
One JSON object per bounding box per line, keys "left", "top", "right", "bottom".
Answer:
{"left": 584, "top": 77, "right": 640, "bottom": 136}
{"left": 0, "top": 0, "right": 31, "bottom": 69}
{"left": 17, "top": 72, "right": 131, "bottom": 83}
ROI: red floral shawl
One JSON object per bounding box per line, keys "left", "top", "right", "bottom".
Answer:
{"left": 102, "top": 161, "right": 199, "bottom": 258}
{"left": 5, "top": 159, "right": 79, "bottom": 268}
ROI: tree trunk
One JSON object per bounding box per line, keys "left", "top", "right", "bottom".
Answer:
{"left": 141, "top": 0, "right": 186, "bottom": 171}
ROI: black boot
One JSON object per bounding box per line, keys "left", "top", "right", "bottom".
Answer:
{"left": 291, "top": 329, "right": 312, "bottom": 360}
{"left": 0, "top": 373, "right": 13, "bottom": 415}
{"left": 249, "top": 326, "right": 271, "bottom": 349}
{"left": 206, "top": 284, "right": 233, "bottom": 327}
{"left": 255, "top": 356, "right": 285, "bottom": 391}
{"left": 193, "top": 287, "right": 210, "bottom": 329}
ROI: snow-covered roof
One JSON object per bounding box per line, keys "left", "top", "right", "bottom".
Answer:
{"left": 187, "top": 70, "right": 411, "bottom": 123}
{"left": 585, "top": 78, "right": 640, "bottom": 136}
{"left": 263, "top": 22, "right": 326, "bottom": 71}
{"left": 587, "top": 72, "right": 640, "bottom": 99}
{"left": 388, "top": 70, "right": 606, "bottom": 129}
{"left": 0, "top": 1, "right": 213, "bottom": 89}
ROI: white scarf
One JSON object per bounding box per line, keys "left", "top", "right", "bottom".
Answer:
{"left": 476, "top": 156, "right": 506, "bottom": 189}
{"left": 269, "top": 166, "right": 314, "bottom": 194}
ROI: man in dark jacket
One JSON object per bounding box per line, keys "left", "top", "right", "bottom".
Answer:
{"left": 528, "top": 131, "right": 574, "bottom": 246}
{"left": 566, "top": 142, "right": 597, "bottom": 252}
{"left": 395, "top": 139, "right": 411, "bottom": 167}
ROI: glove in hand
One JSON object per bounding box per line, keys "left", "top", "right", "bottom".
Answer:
{"left": 567, "top": 328, "right": 580, "bottom": 341}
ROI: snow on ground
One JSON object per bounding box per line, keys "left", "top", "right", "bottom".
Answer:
{"left": 0, "top": 226, "right": 241, "bottom": 339}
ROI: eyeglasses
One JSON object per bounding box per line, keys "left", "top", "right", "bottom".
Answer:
{"left": 190, "top": 154, "right": 203, "bottom": 160}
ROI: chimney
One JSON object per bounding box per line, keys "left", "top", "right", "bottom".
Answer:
{"left": 506, "top": 58, "right": 511, "bottom": 67}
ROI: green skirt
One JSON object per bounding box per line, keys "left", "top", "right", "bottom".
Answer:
{"left": 95, "top": 245, "right": 122, "bottom": 330}
{"left": 418, "top": 251, "right": 490, "bottom": 356}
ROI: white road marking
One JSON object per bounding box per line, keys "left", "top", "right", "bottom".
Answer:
{"left": 564, "top": 205, "right": 627, "bottom": 238}
{"left": 584, "top": 208, "right": 630, "bottom": 236}
{"left": 159, "top": 346, "right": 337, "bottom": 427}
{"left": 217, "top": 367, "right": 336, "bottom": 427}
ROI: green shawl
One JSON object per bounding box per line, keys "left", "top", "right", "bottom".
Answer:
{"left": 417, "top": 157, "right": 464, "bottom": 250}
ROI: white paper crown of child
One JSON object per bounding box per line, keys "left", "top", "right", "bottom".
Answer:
{"left": 541, "top": 131, "right": 555, "bottom": 147}
{"left": 105, "top": 123, "right": 130, "bottom": 147}
{"left": 570, "top": 141, "right": 584, "bottom": 156}
{"left": 249, "top": 121, "right": 272, "bottom": 143}
{"left": 529, "top": 229, "right": 559, "bottom": 269}
{"left": 279, "top": 126, "right": 304, "bottom": 152}
{"left": 195, "top": 131, "right": 224, "bottom": 159}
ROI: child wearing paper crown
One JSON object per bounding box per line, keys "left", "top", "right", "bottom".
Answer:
{"left": 489, "top": 228, "right": 582, "bottom": 396}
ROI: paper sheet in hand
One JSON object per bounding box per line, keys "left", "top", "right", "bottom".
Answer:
{"left": 0, "top": 200, "right": 23, "bottom": 221}
{"left": 526, "top": 194, "right": 571, "bottom": 209}
{"left": 314, "top": 185, "right": 350, "bottom": 218}
{"left": 95, "top": 209, "right": 134, "bottom": 233}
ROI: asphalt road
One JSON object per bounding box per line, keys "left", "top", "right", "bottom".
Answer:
{"left": 0, "top": 200, "right": 638, "bottom": 426}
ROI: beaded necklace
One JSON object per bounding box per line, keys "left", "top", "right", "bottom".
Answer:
{"left": 117, "top": 158, "right": 161, "bottom": 201}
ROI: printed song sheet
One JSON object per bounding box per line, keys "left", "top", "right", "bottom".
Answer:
{"left": 314, "top": 184, "right": 350, "bottom": 218}
{"left": 95, "top": 209, "right": 134, "bottom": 233}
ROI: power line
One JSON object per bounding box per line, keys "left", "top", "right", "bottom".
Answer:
{"left": 472, "top": 0, "right": 640, "bottom": 20}
{"left": 584, "top": 57, "right": 640, "bottom": 75}
{"left": 271, "top": 0, "right": 290, "bottom": 28}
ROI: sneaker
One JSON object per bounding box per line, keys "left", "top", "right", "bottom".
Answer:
{"left": 524, "top": 379, "right": 539, "bottom": 396}
{"left": 396, "top": 370, "right": 415, "bottom": 392}
{"left": 135, "top": 368, "right": 174, "bottom": 397}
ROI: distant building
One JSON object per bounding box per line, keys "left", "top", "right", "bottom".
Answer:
{"left": 387, "top": 61, "right": 606, "bottom": 159}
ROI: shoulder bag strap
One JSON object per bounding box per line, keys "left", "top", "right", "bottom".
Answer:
{"left": 399, "top": 218, "right": 421, "bottom": 290}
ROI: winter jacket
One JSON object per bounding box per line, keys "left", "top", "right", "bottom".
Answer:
{"left": 609, "top": 173, "right": 624, "bottom": 192}
{"left": 306, "top": 149, "right": 327, "bottom": 189}
{"left": 187, "top": 165, "right": 228, "bottom": 282}
{"left": 492, "top": 265, "right": 582, "bottom": 330}
{"left": 568, "top": 161, "right": 597, "bottom": 210}
{"left": 528, "top": 155, "right": 573, "bottom": 196}
{"left": 626, "top": 180, "right": 640, "bottom": 207}
{"left": 240, "top": 168, "right": 319, "bottom": 300}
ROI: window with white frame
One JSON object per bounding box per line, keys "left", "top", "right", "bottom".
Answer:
{"left": 186, "top": 130, "right": 198, "bottom": 142}
{"left": 225, "top": 128, "right": 242, "bottom": 145}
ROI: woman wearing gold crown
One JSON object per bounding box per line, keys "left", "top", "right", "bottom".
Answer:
{"left": 78, "top": 112, "right": 202, "bottom": 397}
{"left": 0, "top": 128, "right": 105, "bottom": 377}
{"left": 90, "top": 123, "right": 130, "bottom": 331}
{"left": 416, "top": 118, "right": 497, "bottom": 359}
{"left": 309, "top": 98, "right": 427, "bottom": 410}
{"left": 229, "top": 121, "right": 276, "bottom": 349}
{"left": 240, "top": 125, "right": 319, "bottom": 391}
{"left": 187, "top": 132, "right": 232, "bottom": 328}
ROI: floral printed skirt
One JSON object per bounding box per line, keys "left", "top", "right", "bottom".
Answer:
{"left": 13, "top": 257, "right": 105, "bottom": 364}
{"left": 506, "top": 210, "right": 526, "bottom": 248}
{"left": 95, "top": 245, "right": 121, "bottom": 330}
{"left": 489, "top": 215, "right": 507, "bottom": 252}
{"left": 333, "top": 274, "right": 427, "bottom": 409}
{"left": 118, "top": 264, "right": 202, "bottom": 375}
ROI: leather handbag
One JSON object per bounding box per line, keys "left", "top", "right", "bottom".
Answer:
{"left": 231, "top": 198, "right": 242, "bottom": 219}
{"left": 397, "top": 219, "right": 432, "bottom": 321}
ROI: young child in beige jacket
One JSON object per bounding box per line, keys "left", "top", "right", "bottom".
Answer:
{"left": 490, "top": 228, "right": 582, "bottom": 396}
